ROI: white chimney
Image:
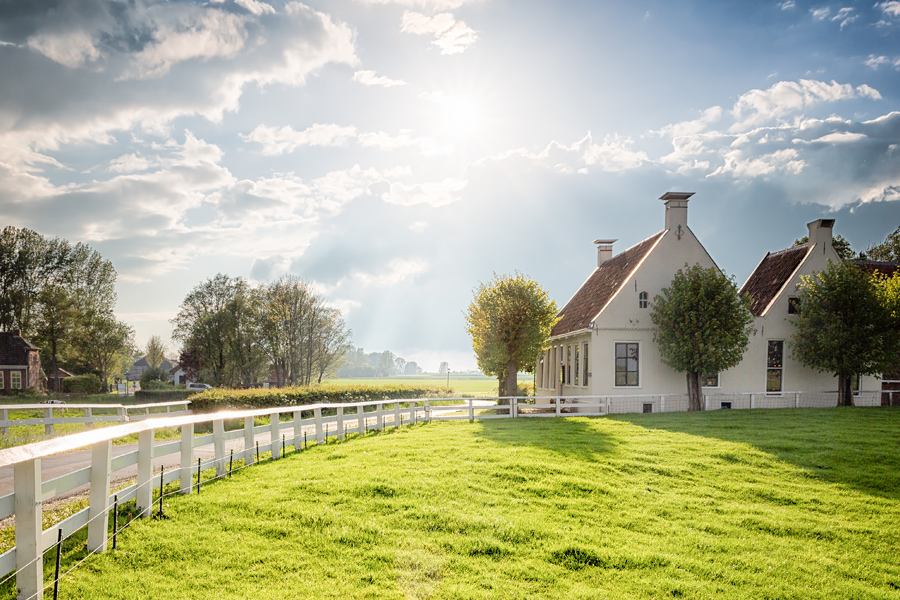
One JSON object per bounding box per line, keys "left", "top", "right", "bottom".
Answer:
{"left": 594, "top": 239, "right": 616, "bottom": 266}
{"left": 660, "top": 191, "right": 694, "bottom": 233}
{"left": 806, "top": 219, "right": 834, "bottom": 251}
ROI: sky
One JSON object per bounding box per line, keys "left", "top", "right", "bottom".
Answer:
{"left": 1, "top": 0, "right": 899, "bottom": 372}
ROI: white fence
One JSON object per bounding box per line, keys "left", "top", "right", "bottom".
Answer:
{"left": 0, "top": 401, "right": 192, "bottom": 436}
{"left": 0, "top": 391, "right": 885, "bottom": 599}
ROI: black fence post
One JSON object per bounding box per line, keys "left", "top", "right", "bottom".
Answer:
{"left": 157, "top": 467, "right": 165, "bottom": 518}
{"left": 229, "top": 449, "right": 233, "bottom": 477}
{"left": 196, "top": 457, "right": 201, "bottom": 493}
{"left": 113, "top": 494, "right": 118, "bottom": 550}
{"left": 53, "top": 528, "right": 62, "bottom": 600}
{"left": 282, "top": 434, "right": 285, "bottom": 457}
{"left": 303, "top": 430, "right": 307, "bottom": 450}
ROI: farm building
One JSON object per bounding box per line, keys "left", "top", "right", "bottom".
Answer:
{"left": 0, "top": 329, "right": 42, "bottom": 392}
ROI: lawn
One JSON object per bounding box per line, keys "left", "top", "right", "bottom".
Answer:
{"left": 12, "top": 408, "right": 900, "bottom": 599}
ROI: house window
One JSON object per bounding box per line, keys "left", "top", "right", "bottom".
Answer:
{"left": 566, "top": 346, "right": 572, "bottom": 385}
{"left": 720, "top": 401, "right": 733, "bottom": 410}
{"left": 615, "top": 342, "right": 640, "bottom": 387}
{"left": 0, "top": 371, "right": 4, "bottom": 389}
{"left": 574, "top": 345, "right": 580, "bottom": 386}
{"left": 639, "top": 291, "right": 649, "bottom": 308}
{"left": 851, "top": 373, "right": 861, "bottom": 395}
{"left": 702, "top": 372, "right": 719, "bottom": 387}
{"left": 582, "top": 343, "right": 589, "bottom": 386}
{"left": 767, "top": 340, "right": 783, "bottom": 393}
{"left": 788, "top": 297, "right": 800, "bottom": 315}
{"left": 642, "top": 403, "right": 653, "bottom": 413}
{"left": 10, "top": 371, "right": 21, "bottom": 390}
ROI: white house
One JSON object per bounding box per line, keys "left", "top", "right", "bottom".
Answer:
{"left": 534, "top": 193, "right": 876, "bottom": 407}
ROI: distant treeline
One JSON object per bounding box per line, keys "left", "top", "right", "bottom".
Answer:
{"left": 336, "top": 348, "right": 423, "bottom": 378}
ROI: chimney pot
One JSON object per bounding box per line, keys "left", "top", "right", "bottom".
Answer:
{"left": 660, "top": 191, "right": 694, "bottom": 232}
{"left": 806, "top": 219, "right": 834, "bottom": 251}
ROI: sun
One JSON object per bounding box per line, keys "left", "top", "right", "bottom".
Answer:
{"left": 438, "top": 95, "right": 482, "bottom": 137}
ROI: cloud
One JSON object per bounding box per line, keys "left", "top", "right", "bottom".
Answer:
{"left": 357, "top": 130, "right": 452, "bottom": 155}
{"left": 483, "top": 132, "right": 648, "bottom": 174}
{"left": 730, "top": 79, "right": 880, "bottom": 131}
{"left": 241, "top": 123, "right": 358, "bottom": 154}
{"left": 108, "top": 153, "right": 154, "bottom": 173}
{"left": 865, "top": 54, "right": 900, "bottom": 69}
{"left": 830, "top": 7, "right": 858, "bottom": 28}
{"left": 400, "top": 11, "right": 477, "bottom": 54}
{"left": 810, "top": 7, "right": 831, "bottom": 21}
{"left": 352, "top": 69, "right": 406, "bottom": 87}
{"left": 356, "top": 0, "right": 483, "bottom": 9}
{"left": 877, "top": 1, "right": 900, "bottom": 19}
{"left": 381, "top": 177, "right": 467, "bottom": 206}
{"left": 778, "top": 1, "right": 795, "bottom": 9}
{"left": 351, "top": 258, "right": 429, "bottom": 286}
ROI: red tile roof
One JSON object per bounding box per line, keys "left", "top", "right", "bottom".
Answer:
{"left": 854, "top": 260, "right": 900, "bottom": 278}
{"left": 739, "top": 244, "right": 810, "bottom": 316}
{"left": 551, "top": 231, "right": 665, "bottom": 337}
{"left": 0, "top": 331, "right": 39, "bottom": 365}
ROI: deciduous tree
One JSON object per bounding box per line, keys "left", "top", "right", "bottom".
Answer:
{"left": 650, "top": 265, "right": 753, "bottom": 411}
{"left": 465, "top": 272, "right": 558, "bottom": 397}
{"left": 145, "top": 335, "right": 168, "bottom": 368}
{"left": 866, "top": 226, "right": 900, "bottom": 262}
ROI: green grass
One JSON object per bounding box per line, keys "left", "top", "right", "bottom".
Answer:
{"left": 20, "top": 407, "right": 899, "bottom": 600}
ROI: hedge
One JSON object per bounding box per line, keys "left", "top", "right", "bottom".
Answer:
{"left": 188, "top": 384, "right": 455, "bottom": 413}
{"left": 62, "top": 374, "right": 102, "bottom": 394}
{"left": 134, "top": 389, "right": 201, "bottom": 403}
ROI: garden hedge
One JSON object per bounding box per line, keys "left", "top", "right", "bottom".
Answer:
{"left": 134, "top": 389, "right": 200, "bottom": 402}
{"left": 188, "top": 384, "right": 455, "bottom": 413}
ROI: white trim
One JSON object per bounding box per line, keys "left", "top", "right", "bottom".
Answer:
{"left": 701, "top": 372, "right": 721, "bottom": 389}
{"left": 612, "top": 340, "right": 642, "bottom": 389}
{"left": 0, "top": 365, "right": 28, "bottom": 369}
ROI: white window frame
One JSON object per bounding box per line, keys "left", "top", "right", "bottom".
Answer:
{"left": 613, "top": 341, "right": 642, "bottom": 389}
{"left": 766, "top": 339, "right": 784, "bottom": 394}
{"left": 10, "top": 371, "right": 22, "bottom": 390}
{"left": 701, "top": 372, "right": 721, "bottom": 388}
{"left": 0, "top": 371, "right": 4, "bottom": 389}
{"left": 582, "top": 342, "right": 589, "bottom": 387}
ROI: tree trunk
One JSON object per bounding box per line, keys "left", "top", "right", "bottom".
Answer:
{"left": 505, "top": 362, "right": 518, "bottom": 398}
{"left": 497, "top": 373, "right": 506, "bottom": 399}
{"left": 837, "top": 373, "right": 854, "bottom": 407}
{"left": 686, "top": 371, "right": 703, "bottom": 411}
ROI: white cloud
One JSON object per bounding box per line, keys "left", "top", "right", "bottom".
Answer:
{"left": 831, "top": 7, "right": 858, "bottom": 28}
{"left": 730, "top": 79, "right": 880, "bottom": 132}
{"left": 778, "top": 0, "right": 795, "bottom": 9}
{"left": 865, "top": 54, "right": 900, "bottom": 69}
{"left": 357, "top": 0, "right": 483, "bottom": 9}
{"left": 357, "top": 130, "right": 452, "bottom": 155}
{"left": 381, "top": 177, "right": 467, "bottom": 206}
{"left": 484, "top": 132, "right": 648, "bottom": 174}
{"left": 808, "top": 132, "right": 868, "bottom": 144}
{"left": 108, "top": 153, "right": 154, "bottom": 173}
{"left": 877, "top": 1, "right": 900, "bottom": 18}
{"left": 400, "top": 11, "right": 477, "bottom": 54}
{"left": 352, "top": 70, "right": 406, "bottom": 87}
{"left": 242, "top": 123, "right": 358, "bottom": 154}
{"left": 234, "top": 0, "right": 276, "bottom": 16}
{"left": 709, "top": 148, "right": 806, "bottom": 178}
{"left": 27, "top": 29, "right": 101, "bottom": 68}
{"left": 352, "top": 258, "right": 429, "bottom": 287}
{"left": 409, "top": 221, "right": 428, "bottom": 232}
{"left": 810, "top": 7, "right": 831, "bottom": 21}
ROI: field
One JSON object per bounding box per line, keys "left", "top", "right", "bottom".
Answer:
{"left": 323, "top": 375, "right": 530, "bottom": 395}
{"left": 28, "top": 407, "right": 900, "bottom": 600}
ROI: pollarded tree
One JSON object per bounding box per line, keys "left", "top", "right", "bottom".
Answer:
{"left": 650, "top": 264, "right": 753, "bottom": 411}
{"left": 791, "top": 261, "right": 896, "bottom": 406}
{"left": 465, "top": 272, "right": 558, "bottom": 397}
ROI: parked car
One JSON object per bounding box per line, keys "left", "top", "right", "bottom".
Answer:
{"left": 186, "top": 382, "right": 213, "bottom": 391}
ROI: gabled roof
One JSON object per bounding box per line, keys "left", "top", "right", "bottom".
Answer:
{"left": 854, "top": 260, "right": 900, "bottom": 278}
{"left": 0, "top": 330, "right": 39, "bottom": 365}
{"left": 551, "top": 231, "right": 666, "bottom": 337}
{"left": 740, "top": 244, "right": 811, "bottom": 316}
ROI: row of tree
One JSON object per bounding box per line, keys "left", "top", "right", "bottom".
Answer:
{"left": 336, "top": 348, "right": 423, "bottom": 378}
{"left": 172, "top": 274, "right": 353, "bottom": 388}
{"left": 0, "top": 227, "right": 134, "bottom": 391}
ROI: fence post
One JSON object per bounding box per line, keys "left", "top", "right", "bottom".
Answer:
{"left": 213, "top": 419, "right": 226, "bottom": 476}
{"left": 117, "top": 406, "right": 127, "bottom": 423}
{"left": 660, "top": 396, "right": 666, "bottom": 413}
{"left": 137, "top": 429, "right": 154, "bottom": 516}
{"left": 394, "top": 402, "right": 401, "bottom": 428}
{"left": 376, "top": 402, "right": 384, "bottom": 430}
{"left": 87, "top": 440, "right": 112, "bottom": 553}
{"left": 468, "top": 399, "right": 474, "bottom": 423}
{"left": 336, "top": 406, "right": 344, "bottom": 441}
{"left": 44, "top": 407, "right": 54, "bottom": 436}
{"left": 556, "top": 397, "right": 561, "bottom": 417}
{"left": 0, "top": 408, "right": 7, "bottom": 435}
{"left": 795, "top": 393, "right": 800, "bottom": 409}
{"left": 293, "top": 410, "right": 302, "bottom": 453}
{"left": 314, "top": 408, "right": 324, "bottom": 445}
{"left": 14, "top": 457, "right": 42, "bottom": 600}
{"left": 269, "top": 413, "right": 280, "bottom": 460}
{"left": 749, "top": 394, "right": 754, "bottom": 410}
{"left": 704, "top": 396, "right": 709, "bottom": 411}
{"left": 85, "top": 406, "right": 93, "bottom": 429}
{"left": 424, "top": 399, "right": 430, "bottom": 423}
{"left": 243, "top": 416, "right": 255, "bottom": 466}
{"left": 357, "top": 405, "right": 365, "bottom": 435}
{"left": 180, "top": 422, "right": 194, "bottom": 494}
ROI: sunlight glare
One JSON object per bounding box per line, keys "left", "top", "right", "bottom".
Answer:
{"left": 439, "top": 96, "right": 482, "bottom": 137}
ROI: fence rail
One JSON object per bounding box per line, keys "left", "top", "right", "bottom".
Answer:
{"left": 0, "top": 401, "right": 192, "bottom": 436}
{"left": 0, "top": 391, "right": 885, "bottom": 598}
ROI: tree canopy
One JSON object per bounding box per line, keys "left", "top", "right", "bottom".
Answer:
{"left": 650, "top": 264, "right": 753, "bottom": 411}
{"left": 791, "top": 261, "right": 900, "bottom": 406}
{"left": 465, "top": 272, "right": 558, "bottom": 397}
{"left": 792, "top": 233, "right": 857, "bottom": 261}
{"left": 866, "top": 226, "right": 900, "bottom": 262}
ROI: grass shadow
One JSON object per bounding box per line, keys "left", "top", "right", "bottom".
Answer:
{"left": 471, "top": 417, "right": 619, "bottom": 461}
{"left": 615, "top": 406, "right": 900, "bottom": 501}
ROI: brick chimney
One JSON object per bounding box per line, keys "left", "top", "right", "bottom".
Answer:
{"left": 660, "top": 192, "right": 694, "bottom": 233}
{"left": 806, "top": 219, "right": 834, "bottom": 252}
{"left": 594, "top": 239, "right": 616, "bottom": 266}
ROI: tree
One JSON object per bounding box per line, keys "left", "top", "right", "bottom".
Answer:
{"left": 145, "top": 335, "right": 168, "bottom": 368}
{"left": 74, "top": 310, "right": 135, "bottom": 392}
{"left": 866, "top": 226, "right": 900, "bottom": 262}
{"left": 139, "top": 366, "right": 171, "bottom": 389}
{"left": 465, "top": 272, "right": 558, "bottom": 397}
{"left": 438, "top": 361, "right": 449, "bottom": 375}
{"left": 404, "top": 361, "right": 419, "bottom": 375}
{"left": 791, "top": 261, "right": 896, "bottom": 406}
{"left": 793, "top": 234, "right": 856, "bottom": 261}
{"left": 650, "top": 264, "right": 753, "bottom": 411}
{"left": 312, "top": 307, "right": 352, "bottom": 383}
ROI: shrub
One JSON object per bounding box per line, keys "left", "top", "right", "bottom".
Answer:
{"left": 134, "top": 389, "right": 199, "bottom": 402}
{"left": 62, "top": 374, "right": 102, "bottom": 394}
{"left": 189, "top": 384, "right": 455, "bottom": 413}
{"left": 139, "top": 367, "right": 171, "bottom": 388}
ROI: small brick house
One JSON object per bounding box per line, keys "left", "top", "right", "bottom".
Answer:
{"left": 0, "top": 330, "right": 42, "bottom": 392}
